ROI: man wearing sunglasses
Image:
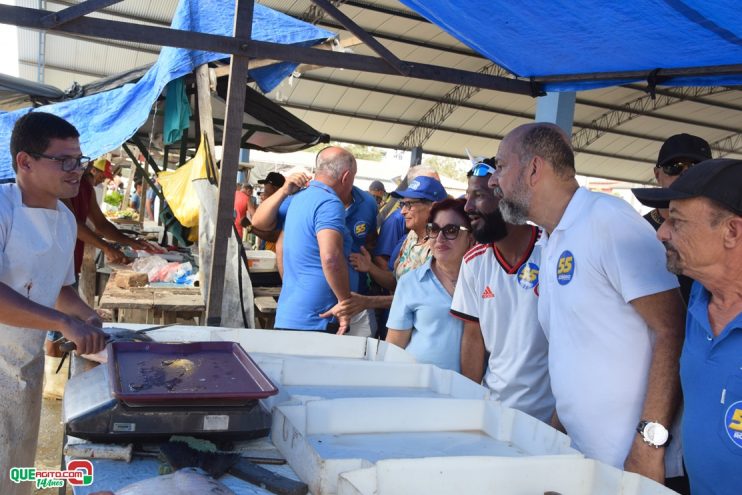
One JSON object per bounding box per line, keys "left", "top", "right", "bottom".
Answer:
{"left": 644, "top": 133, "right": 711, "bottom": 231}
{"left": 450, "top": 158, "right": 554, "bottom": 424}
{"left": 0, "top": 112, "right": 107, "bottom": 493}
{"left": 635, "top": 134, "right": 711, "bottom": 309}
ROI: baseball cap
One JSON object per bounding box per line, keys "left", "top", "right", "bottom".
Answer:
{"left": 257, "top": 171, "right": 285, "bottom": 188}
{"left": 391, "top": 176, "right": 447, "bottom": 202}
{"left": 656, "top": 133, "right": 711, "bottom": 168}
{"left": 368, "top": 180, "right": 386, "bottom": 193}
{"left": 632, "top": 159, "right": 742, "bottom": 215}
{"left": 92, "top": 158, "right": 114, "bottom": 179}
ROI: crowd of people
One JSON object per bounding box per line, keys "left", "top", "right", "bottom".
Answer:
{"left": 238, "top": 128, "right": 740, "bottom": 495}
{"left": 0, "top": 110, "right": 739, "bottom": 495}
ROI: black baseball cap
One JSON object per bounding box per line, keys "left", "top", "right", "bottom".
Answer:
{"left": 257, "top": 172, "right": 285, "bottom": 188}
{"left": 656, "top": 133, "right": 711, "bottom": 168}
{"left": 632, "top": 159, "right": 742, "bottom": 215}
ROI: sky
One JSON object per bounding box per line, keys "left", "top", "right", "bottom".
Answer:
{"left": 0, "top": 0, "right": 19, "bottom": 77}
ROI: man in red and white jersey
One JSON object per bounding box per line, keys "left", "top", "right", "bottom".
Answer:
{"left": 450, "top": 159, "right": 554, "bottom": 423}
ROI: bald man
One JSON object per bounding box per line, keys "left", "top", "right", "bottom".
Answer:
{"left": 272, "top": 147, "right": 356, "bottom": 334}
{"left": 490, "top": 123, "right": 685, "bottom": 485}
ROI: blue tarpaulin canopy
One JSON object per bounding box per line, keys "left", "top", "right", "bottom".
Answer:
{"left": 399, "top": 0, "right": 742, "bottom": 91}
{"left": 0, "top": 0, "right": 333, "bottom": 181}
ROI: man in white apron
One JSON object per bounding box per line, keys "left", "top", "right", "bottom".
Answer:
{"left": 0, "top": 112, "right": 107, "bottom": 495}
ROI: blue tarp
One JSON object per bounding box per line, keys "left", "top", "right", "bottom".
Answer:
{"left": 0, "top": 0, "right": 333, "bottom": 180}
{"left": 399, "top": 0, "right": 742, "bottom": 92}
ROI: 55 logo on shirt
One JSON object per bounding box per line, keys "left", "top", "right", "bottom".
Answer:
{"left": 517, "top": 262, "right": 539, "bottom": 290}
{"left": 725, "top": 401, "right": 742, "bottom": 448}
{"left": 557, "top": 251, "right": 575, "bottom": 285}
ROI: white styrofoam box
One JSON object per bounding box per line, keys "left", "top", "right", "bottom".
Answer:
{"left": 245, "top": 250, "right": 277, "bottom": 272}
{"left": 255, "top": 355, "right": 488, "bottom": 410}
{"left": 271, "top": 398, "right": 579, "bottom": 495}
{"left": 141, "top": 326, "right": 416, "bottom": 362}
{"left": 337, "top": 456, "right": 677, "bottom": 495}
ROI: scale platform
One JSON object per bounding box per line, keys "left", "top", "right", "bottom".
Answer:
{"left": 64, "top": 341, "right": 278, "bottom": 442}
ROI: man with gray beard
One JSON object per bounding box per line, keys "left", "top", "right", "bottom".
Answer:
{"left": 450, "top": 159, "right": 554, "bottom": 423}
{"left": 489, "top": 123, "right": 685, "bottom": 485}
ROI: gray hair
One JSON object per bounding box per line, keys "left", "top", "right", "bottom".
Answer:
{"left": 316, "top": 147, "right": 356, "bottom": 180}
{"left": 516, "top": 124, "right": 575, "bottom": 179}
{"left": 406, "top": 164, "right": 439, "bottom": 182}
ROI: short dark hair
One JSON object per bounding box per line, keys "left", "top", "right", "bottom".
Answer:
{"left": 517, "top": 124, "right": 575, "bottom": 178}
{"left": 428, "top": 197, "right": 471, "bottom": 230}
{"left": 10, "top": 112, "right": 79, "bottom": 172}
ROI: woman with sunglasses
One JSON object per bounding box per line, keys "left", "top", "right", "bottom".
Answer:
{"left": 385, "top": 198, "right": 473, "bottom": 372}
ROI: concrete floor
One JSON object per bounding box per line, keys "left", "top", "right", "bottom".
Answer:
{"left": 35, "top": 397, "right": 68, "bottom": 495}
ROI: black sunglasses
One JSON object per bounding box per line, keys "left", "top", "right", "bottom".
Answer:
{"left": 29, "top": 152, "right": 90, "bottom": 172}
{"left": 660, "top": 160, "right": 697, "bottom": 177}
{"left": 426, "top": 222, "right": 470, "bottom": 240}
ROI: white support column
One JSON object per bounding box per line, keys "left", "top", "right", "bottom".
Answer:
{"left": 535, "top": 91, "right": 576, "bottom": 136}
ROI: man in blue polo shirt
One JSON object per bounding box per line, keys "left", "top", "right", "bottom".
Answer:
{"left": 633, "top": 159, "right": 742, "bottom": 495}
{"left": 279, "top": 176, "right": 378, "bottom": 336}
{"left": 254, "top": 147, "right": 357, "bottom": 333}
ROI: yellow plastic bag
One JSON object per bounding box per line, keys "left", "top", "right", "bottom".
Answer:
{"left": 157, "top": 135, "right": 217, "bottom": 229}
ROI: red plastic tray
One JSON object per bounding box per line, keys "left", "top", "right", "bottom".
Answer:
{"left": 107, "top": 341, "right": 278, "bottom": 406}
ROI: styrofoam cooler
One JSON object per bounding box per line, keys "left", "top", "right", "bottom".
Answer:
{"left": 245, "top": 249, "right": 277, "bottom": 271}
{"left": 337, "top": 456, "right": 678, "bottom": 495}
{"left": 271, "top": 397, "right": 579, "bottom": 495}
{"left": 256, "top": 356, "right": 488, "bottom": 410}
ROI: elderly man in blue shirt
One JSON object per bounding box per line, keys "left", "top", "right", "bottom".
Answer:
{"left": 251, "top": 147, "right": 361, "bottom": 334}
{"left": 633, "top": 159, "right": 742, "bottom": 495}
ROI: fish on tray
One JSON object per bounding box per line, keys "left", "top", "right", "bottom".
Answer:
{"left": 114, "top": 468, "right": 235, "bottom": 495}
{"left": 80, "top": 327, "right": 156, "bottom": 364}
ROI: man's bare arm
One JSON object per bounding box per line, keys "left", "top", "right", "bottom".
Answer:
{"left": 460, "top": 320, "right": 486, "bottom": 383}
{"left": 624, "top": 288, "right": 685, "bottom": 483}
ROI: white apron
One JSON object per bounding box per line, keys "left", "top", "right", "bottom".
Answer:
{"left": 0, "top": 185, "right": 75, "bottom": 495}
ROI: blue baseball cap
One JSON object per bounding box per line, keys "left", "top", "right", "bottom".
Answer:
{"left": 391, "top": 176, "right": 447, "bottom": 202}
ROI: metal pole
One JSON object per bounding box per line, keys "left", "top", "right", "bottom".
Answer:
{"left": 205, "top": 0, "right": 253, "bottom": 327}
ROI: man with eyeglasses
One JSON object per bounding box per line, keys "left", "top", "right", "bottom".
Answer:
{"left": 644, "top": 134, "right": 711, "bottom": 229}
{"left": 0, "top": 112, "right": 107, "bottom": 494}
{"left": 636, "top": 133, "right": 711, "bottom": 307}
{"left": 450, "top": 158, "right": 554, "bottom": 423}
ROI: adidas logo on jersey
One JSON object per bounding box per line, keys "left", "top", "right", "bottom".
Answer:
{"left": 481, "top": 286, "right": 494, "bottom": 299}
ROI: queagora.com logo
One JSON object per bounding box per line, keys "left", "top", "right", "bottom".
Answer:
{"left": 9, "top": 459, "right": 94, "bottom": 489}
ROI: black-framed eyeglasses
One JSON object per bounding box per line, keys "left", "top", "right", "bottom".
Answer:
{"left": 29, "top": 152, "right": 90, "bottom": 172}
{"left": 426, "top": 222, "right": 470, "bottom": 240}
{"left": 659, "top": 160, "right": 697, "bottom": 177}
{"left": 399, "top": 200, "right": 430, "bottom": 210}
{"left": 468, "top": 162, "right": 495, "bottom": 178}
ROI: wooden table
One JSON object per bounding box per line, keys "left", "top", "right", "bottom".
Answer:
{"left": 253, "top": 286, "right": 279, "bottom": 329}
{"left": 99, "top": 278, "right": 205, "bottom": 324}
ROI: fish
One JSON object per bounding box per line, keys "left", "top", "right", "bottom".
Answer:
{"left": 115, "top": 468, "right": 235, "bottom": 495}
{"left": 80, "top": 328, "right": 156, "bottom": 364}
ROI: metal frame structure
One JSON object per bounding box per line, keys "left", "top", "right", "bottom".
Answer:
{"left": 0, "top": 0, "right": 550, "bottom": 325}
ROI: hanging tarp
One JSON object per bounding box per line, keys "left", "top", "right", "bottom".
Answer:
{"left": 0, "top": 0, "right": 333, "bottom": 180}
{"left": 399, "top": 0, "right": 742, "bottom": 91}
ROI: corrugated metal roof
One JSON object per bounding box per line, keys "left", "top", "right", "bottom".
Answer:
{"left": 12, "top": 0, "right": 742, "bottom": 183}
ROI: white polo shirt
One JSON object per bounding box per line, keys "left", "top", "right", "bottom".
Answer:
{"left": 451, "top": 226, "right": 555, "bottom": 423}
{"left": 538, "top": 187, "right": 679, "bottom": 469}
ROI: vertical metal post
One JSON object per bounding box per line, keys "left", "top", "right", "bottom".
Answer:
{"left": 535, "top": 91, "right": 576, "bottom": 136}
{"left": 37, "top": 0, "right": 47, "bottom": 83}
{"left": 205, "top": 0, "right": 253, "bottom": 327}
{"left": 410, "top": 146, "right": 423, "bottom": 166}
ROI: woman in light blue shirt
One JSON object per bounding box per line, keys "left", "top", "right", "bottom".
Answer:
{"left": 386, "top": 198, "right": 473, "bottom": 372}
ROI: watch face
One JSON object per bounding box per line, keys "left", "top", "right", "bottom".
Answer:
{"left": 644, "top": 422, "right": 669, "bottom": 445}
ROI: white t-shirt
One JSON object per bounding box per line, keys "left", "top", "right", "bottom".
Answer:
{"left": 451, "top": 225, "right": 555, "bottom": 423}
{"left": 538, "top": 187, "right": 680, "bottom": 469}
